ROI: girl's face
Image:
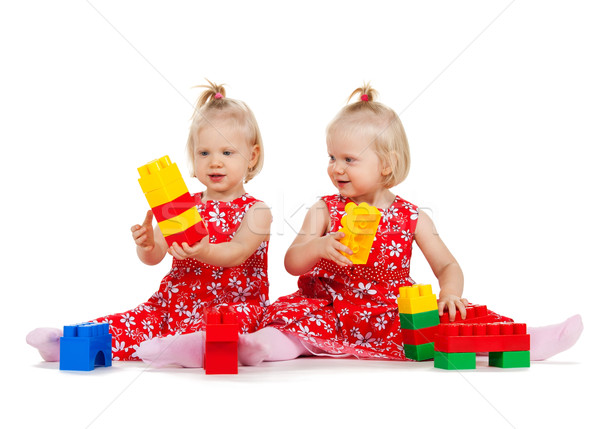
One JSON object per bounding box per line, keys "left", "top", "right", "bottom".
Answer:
{"left": 327, "top": 130, "right": 391, "bottom": 204}
{"left": 193, "top": 118, "right": 258, "bottom": 201}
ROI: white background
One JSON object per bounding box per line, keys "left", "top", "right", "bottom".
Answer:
{"left": 2, "top": 1, "right": 598, "bottom": 428}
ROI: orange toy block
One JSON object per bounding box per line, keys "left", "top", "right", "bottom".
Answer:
{"left": 339, "top": 202, "right": 381, "bottom": 264}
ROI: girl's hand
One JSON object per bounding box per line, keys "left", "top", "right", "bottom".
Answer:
{"left": 131, "top": 210, "right": 155, "bottom": 251}
{"left": 168, "top": 236, "right": 209, "bottom": 261}
{"left": 317, "top": 231, "right": 354, "bottom": 267}
{"left": 438, "top": 293, "right": 469, "bottom": 322}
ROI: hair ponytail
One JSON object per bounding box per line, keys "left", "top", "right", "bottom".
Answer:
{"left": 191, "top": 79, "right": 227, "bottom": 117}
{"left": 345, "top": 82, "right": 381, "bottom": 113}
{"left": 348, "top": 82, "right": 378, "bottom": 103}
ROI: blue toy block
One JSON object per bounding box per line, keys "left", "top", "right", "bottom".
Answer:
{"left": 59, "top": 322, "right": 112, "bottom": 371}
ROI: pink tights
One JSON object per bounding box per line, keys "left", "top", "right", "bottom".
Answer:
{"left": 135, "top": 327, "right": 310, "bottom": 368}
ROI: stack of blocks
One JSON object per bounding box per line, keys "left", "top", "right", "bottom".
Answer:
{"left": 138, "top": 155, "right": 208, "bottom": 246}
{"left": 204, "top": 306, "right": 239, "bottom": 375}
{"left": 434, "top": 322, "right": 530, "bottom": 370}
{"left": 339, "top": 202, "right": 381, "bottom": 264}
{"left": 59, "top": 322, "right": 112, "bottom": 371}
{"left": 397, "top": 284, "right": 440, "bottom": 361}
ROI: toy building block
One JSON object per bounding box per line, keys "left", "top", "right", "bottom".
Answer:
{"left": 138, "top": 155, "right": 208, "bottom": 247}
{"left": 399, "top": 310, "right": 440, "bottom": 331}
{"left": 404, "top": 343, "right": 435, "bottom": 361}
{"left": 59, "top": 322, "right": 112, "bottom": 371}
{"left": 339, "top": 202, "right": 381, "bottom": 264}
{"left": 433, "top": 322, "right": 530, "bottom": 370}
{"left": 398, "top": 284, "right": 441, "bottom": 361}
{"left": 434, "top": 322, "right": 530, "bottom": 354}
{"left": 489, "top": 350, "right": 531, "bottom": 368}
{"left": 397, "top": 284, "right": 438, "bottom": 314}
{"left": 204, "top": 306, "right": 239, "bottom": 375}
{"left": 434, "top": 351, "right": 476, "bottom": 370}
{"left": 401, "top": 324, "right": 439, "bottom": 345}
{"left": 439, "top": 304, "right": 497, "bottom": 324}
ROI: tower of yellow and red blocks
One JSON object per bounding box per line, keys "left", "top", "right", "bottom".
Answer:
{"left": 137, "top": 155, "right": 208, "bottom": 246}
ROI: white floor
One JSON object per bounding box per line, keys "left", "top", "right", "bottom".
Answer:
{"left": 12, "top": 343, "right": 593, "bottom": 429}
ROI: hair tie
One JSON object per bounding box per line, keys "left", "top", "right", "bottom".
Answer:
{"left": 214, "top": 92, "right": 223, "bottom": 100}
{"left": 360, "top": 94, "right": 369, "bottom": 101}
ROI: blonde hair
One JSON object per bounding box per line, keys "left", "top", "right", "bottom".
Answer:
{"left": 186, "top": 79, "right": 264, "bottom": 183}
{"left": 326, "top": 82, "right": 410, "bottom": 188}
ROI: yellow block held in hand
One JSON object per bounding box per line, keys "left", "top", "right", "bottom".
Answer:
{"left": 339, "top": 202, "right": 381, "bottom": 264}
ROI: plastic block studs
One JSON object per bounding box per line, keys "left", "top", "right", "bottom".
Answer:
{"left": 59, "top": 322, "right": 112, "bottom": 371}
{"left": 204, "top": 306, "right": 239, "bottom": 375}
{"left": 433, "top": 322, "right": 530, "bottom": 370}
{"left": 138, "top": 155, "right": 208, "bottom": 247}
{"left": 339, "top": 202, "right": 381, "bottom": 264}
{"left": 398, "top": 284, "right": 440, "bottom": 361}
{"left": 397, "top": 284, "right": 438, "bottom": 314}
{"left": 439, "top": 304, "right": 496, "bottom": 324}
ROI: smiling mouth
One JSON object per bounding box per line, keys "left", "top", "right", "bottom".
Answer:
{"left": 209, "top": 174, "right": 225, "bottom": 182}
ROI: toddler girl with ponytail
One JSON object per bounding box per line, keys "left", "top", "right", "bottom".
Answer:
{"left": 27, "top": 80, "right": 273, "bottom": 367}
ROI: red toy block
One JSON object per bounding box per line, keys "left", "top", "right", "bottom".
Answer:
{"left": 439, "top": 304, "right": 498, "bottom": 324}
{"left": 401, "top": 324, "right": 439, "bottom": 345}
{"left": 150, "top": 192, "right": 197, "bottom": 222}
{"left": 434, "top": 322, "right": 530, "bottom": 354}
{"left": 164, "top": 221, "right": 209, "bottom": 247}
{"left": 204, "top": 306, "right": 239, "bottom": 375}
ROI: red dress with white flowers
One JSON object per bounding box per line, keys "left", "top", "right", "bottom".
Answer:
{"left": 89, "top": 193, "right": 270, "bottom": 361}
{"left": 261, "top": 194, "right": 510, "bottom": 360}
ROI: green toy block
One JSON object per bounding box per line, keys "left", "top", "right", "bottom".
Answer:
{"left": 489, "top": 350, "right": 530, "bottom": 368}
{"left": 399, "top": 309, "right": 440, "bottom": 330}
{"left": 434, "top": 351, "right": 476, "bottom": 370}
{"left": 404, "top": 342, "right": 434, "bottom": 361}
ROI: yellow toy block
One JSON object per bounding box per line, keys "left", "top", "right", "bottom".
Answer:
{"left": 339, "top": 202, "right": 381, "bottom": 264}
{"left": 397, "top": 284, "right": 438, "bottom": 314}
{"left": 143, "top": 180, "right": 189, "bottom": 208}
{"left": 138, "top": 156, "right": 188, "bottom": 208}
{"left": 158, "top": 206, "right": 203, "bottom": 237}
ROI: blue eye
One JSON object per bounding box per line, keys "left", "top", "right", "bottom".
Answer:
{"left": 199, "top": 151, "right": 209, "bottom": 156}
{"left": 223, "top": 151, "right": 232, "bottom": 156}
{"left": 329, "top": 155, "right": 335, "bottom": 162}
{"left": 345, "top": 157, "right": 353, "bottom": 163}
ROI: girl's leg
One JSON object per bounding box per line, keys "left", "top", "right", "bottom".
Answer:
{"left": 136, "top": 331, "right": 206, "bottom": 368}
{"left": 136, "top": 327, "right": 308, "bottom": 368}
{"left": 529, "top": 314, "right": 583, "bottom": 361}
{"left": 26, "top": 327, "right": 62, "bottom": 362}
{"left": 238, "top": 327, "right": 309, "bottom": 366}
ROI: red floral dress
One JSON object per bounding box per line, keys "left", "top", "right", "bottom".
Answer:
{"left": 89, "top": 193, "right": 270, "bottom": 361}
{"left": 261, "top": 194, "right": 510, "bottom": 360}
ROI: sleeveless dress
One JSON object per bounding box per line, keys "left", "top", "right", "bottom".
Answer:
{"left": 261, "top": 194, "right": 510, "bottom": 361}
{"left": 89, "top": 193, "right": 270, "bottom": 361}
